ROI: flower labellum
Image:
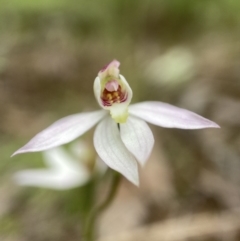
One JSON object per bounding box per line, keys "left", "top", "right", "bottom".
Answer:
{"left": 94, "top": 60, "right": 132, "bottom": 123}
{"left": 12, "top": 60, "right": 220, "bottom": 186}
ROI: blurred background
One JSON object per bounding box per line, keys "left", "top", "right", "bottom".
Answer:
{"left": 1, "top": 0, "right": 240, "bottom": 240}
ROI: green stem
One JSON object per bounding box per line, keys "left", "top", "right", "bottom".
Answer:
{"left": 83, "top": 170, "right": 122, "bottom": 241}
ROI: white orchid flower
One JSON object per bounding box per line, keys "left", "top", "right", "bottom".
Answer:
{"left": 13, "top": 141, "right": 105, "bottom": 190}
{"left": 12, "top": 60, "right": 219, "bottom": 186}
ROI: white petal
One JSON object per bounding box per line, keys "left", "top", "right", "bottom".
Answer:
{"left": 129, "top": 101, "right": 220, "bottom": 129}
{"left": 12, "top": 110, "right": 107, "bottom": 156}
{"left": 93, "top": 76, "right": 102, "bottom": 108}
{"left": 94, "top": 117, "right": 139, "bottom": 186}
{"left": 14, "top": 170, "right": 87, "bottom": 190}
{"left": 14, "top": 147, "right": 90, "bottom": 190}
{"left": 120, "top": 116, "right": 154, "bottom": 166}
{"left": 43, "top": 147, "right": 88, "bottom": 175}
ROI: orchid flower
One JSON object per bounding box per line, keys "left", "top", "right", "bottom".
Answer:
{"left": 12, "top": 60, "right": 219, "bottom": 186}
{"left": 14, "top": 141, "right": 106, "bottom": 190}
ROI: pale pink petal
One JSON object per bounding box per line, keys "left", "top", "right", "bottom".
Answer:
{"left": 129, "top": 101, "right": 220, "bottom": 129}
{"left": 12, "top": 110, "right": 107, "bottom": 156}
{"left": 120, "top": 116, "right": 154, "bottom": 166}
{"left": 94, "top": 117, "right": 139, "bottom": 186}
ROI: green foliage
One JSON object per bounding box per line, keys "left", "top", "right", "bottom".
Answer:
{"left": 1, "top": 0, "right": 240, "bottom": 40}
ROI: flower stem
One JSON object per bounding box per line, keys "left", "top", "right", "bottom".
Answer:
{"left": 83, "top": 170, "right": 122, "bottom": 241}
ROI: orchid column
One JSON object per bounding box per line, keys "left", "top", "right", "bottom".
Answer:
{"left": 94, "top": 60, "right": 132, "bottom": 123}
